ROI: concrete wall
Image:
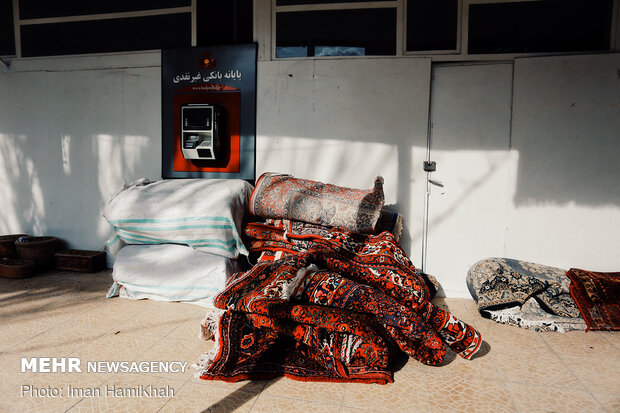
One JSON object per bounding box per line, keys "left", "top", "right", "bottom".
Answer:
{"left": 0, "top": 53, "right": 162, "bottom": 251}
{"left": 507, "top": 54, "right": 620, "bottom": 272}
{"left": 255, "top": 58, "right": 432, "bottom": 262}
{"left": 1, "top": 51, "right": 618, "bottom": 296}
{"left": 424, "top": 54, "right": 620, "bottom": 296}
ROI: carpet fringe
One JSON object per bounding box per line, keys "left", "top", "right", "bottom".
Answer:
{"left": 193, "top": 308, "right": 225, "bottom": 377}
{"left": 486, "top": 306, "right": 579, "bottom": 333}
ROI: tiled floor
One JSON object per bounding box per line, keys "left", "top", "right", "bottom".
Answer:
{"left": 0, "top": 269, "right": 618, "bottom": 412}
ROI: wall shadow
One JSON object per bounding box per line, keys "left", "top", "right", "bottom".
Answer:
{"left": 510, "top": 54, "right": 620, "bottom": 208}
{"left": 0, "top": 64, "right": 161, "bottom": 252}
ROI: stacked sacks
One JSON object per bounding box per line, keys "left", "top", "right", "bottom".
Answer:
{"left": 103, "top": 178, "right": 253, "bottom": 308}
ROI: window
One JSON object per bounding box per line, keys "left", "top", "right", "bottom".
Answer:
{"left": 0, "top": 0, "right": 15, "bottom": 56}
{"left": 277, "top": 0, "right": 392, "bottom": 4}
{"left": 196, "top": 0, "right": 253, "bottom": 46}
{"left": 3, "top": 1, "right": 618, "bottom": 60}
{"left": 20, "top": 14, "right": 191, "bottom": 57}
{"left": 276, "top": 8, "right": 397, "bottom": 58}
{"left": 3, "top": 0, "right": 253, "bottom": 58}
{"left": 468, "top": 0, "right": 614, "bottom": 54}
{"left": 406, "top": 0, "right": 459, "bottom": 52}
{"left": 18, "top": 0, "right": 191, "bottom": 19}
{"left": 270, "top": 0, "right": 616, "bottom": 60}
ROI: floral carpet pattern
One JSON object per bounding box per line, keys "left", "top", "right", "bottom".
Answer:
{"left": 249, "top": 173, "right": 385, "bottom": 234}
{"left": 567, "top": 268, "right": 620, "bottom": 331}
{"left": 466, "top": 257, "right": 586, "bottom": 332}
{"left": 195, "top": 228, "right": 482, "bottom": 384}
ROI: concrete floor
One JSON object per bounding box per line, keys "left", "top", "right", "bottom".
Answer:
{"left": 0, "top": 269, "right": 618, "bottom": 412}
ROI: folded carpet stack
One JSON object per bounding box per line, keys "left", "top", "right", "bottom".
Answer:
{"left": 103, "top": 178, "right": 253, "bottom": 307}
{"left": 195, "top": 173, "right": 482, "bottom": 384}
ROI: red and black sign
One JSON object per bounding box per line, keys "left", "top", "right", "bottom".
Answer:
{"left": 162, "top": 44, "right": 257, "bottom": 180}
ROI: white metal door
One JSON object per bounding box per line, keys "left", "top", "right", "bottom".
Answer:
{"left": 422, "top": 62, "right": 515, "bottom": 297}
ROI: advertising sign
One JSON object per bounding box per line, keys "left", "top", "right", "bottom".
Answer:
{"left": 161, "top": 44, "right": 256, "bottom": 180}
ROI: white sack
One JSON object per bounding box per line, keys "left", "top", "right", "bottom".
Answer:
{"left": 107, "top": 244, "right": 241, "bottom": 308}
{"left": 104, "top": 178, "right": 253, "bottom": 258}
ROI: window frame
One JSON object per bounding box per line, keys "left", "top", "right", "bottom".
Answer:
{"left": 3, "top": 0, "right": 618, "bottom": 60}
{"left": 4, "top": 0, "right": 196, "bottom": 58}
{"left": 402, "top": 0, "right": 462, "bottom": 56}
{"left": 268, "top": 0, "right": 620, "bottom": 61}
{"left": 271, "top": 0, "right": 403, "bottom": 59}
{"left": 461, "top": 0, "right": 616, "bottom": 59}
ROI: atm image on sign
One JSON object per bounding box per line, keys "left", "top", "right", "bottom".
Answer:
{"left": 162, "top": 44, "right": 255, "bottom": 179}
{"left": 180, "top": 104, "right": 224, "bottom": 160}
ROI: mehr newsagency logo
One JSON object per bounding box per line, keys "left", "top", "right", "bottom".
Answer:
{"left": 20, "top": 357, "right": 187, "bottom": 398}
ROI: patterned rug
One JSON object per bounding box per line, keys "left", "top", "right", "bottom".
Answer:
{"left": 196, "top": 304, "right": 395, "bottom": 384}
{"left": 195, "top": 228, "right": 482, "bottom": 384}
{"left": 466, "top": 258, "right": 586, "bottom": 332}
{"left": 566, "top": 268, "right": 620, "bottom": 331}
{"left": 249, "top": 173, "right": 385, "bottom": 234}
{"left": 245, "top": 219, "right": 439, "bottom": 297}
{"left": 245, "top": 218, "right": 331, "bottom": 257}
